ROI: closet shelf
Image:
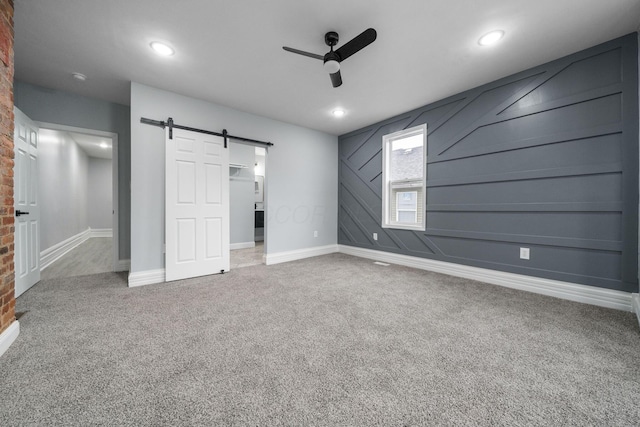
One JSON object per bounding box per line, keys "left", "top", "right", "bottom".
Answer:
{"left": 229, "top": 163, "right": 248, "bottom": 169}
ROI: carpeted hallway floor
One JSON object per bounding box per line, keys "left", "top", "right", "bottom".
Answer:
{"left": 1, "top": 253, "right": 639, "bottom": 426}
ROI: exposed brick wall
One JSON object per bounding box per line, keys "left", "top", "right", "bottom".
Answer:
{"left": 0, "top": 0, "right": 14, "bottom": 335}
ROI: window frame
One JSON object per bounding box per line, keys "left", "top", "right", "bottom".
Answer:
{"left": 381, "top": 124, "right": 427, "bottom": 231}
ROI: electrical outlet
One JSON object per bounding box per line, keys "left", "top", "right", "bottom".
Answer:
{"left": 520, "top": 247, "right": 530, "bottom": 260}
{"left": 314, "top": 230, "right": 318, "bottom": 238}
{"left": 373, "top": 233, "right": 378, "bottom": 241}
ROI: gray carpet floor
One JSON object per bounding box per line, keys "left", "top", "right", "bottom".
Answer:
{"left": 1, "top": 253, "right": 639, "bottom": 426}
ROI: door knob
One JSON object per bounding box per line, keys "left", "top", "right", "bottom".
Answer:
{"left": 15, "top": 210, "right": 30, "bottom": 217}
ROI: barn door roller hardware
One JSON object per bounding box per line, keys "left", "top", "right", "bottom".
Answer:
{"left": 140, "top": 117, "right": 274, "bottom": 148}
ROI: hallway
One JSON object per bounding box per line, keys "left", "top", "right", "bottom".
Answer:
{"left": 40, "top": 238, "right": 113, "bottom": 280}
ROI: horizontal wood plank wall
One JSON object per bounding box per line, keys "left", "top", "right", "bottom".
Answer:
{"left": 338, "top": 33, "right": 639, "bottom": 293}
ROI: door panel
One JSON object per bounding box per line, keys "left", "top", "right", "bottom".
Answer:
{"left": 17, "top": 221, "right": 27, "bottom": 276}
{"left": 177, "top": 161, "right": 196, "bottom": 204}
{"left": 205, "top": 218, "right": 222, "bottom": 259}
{"left": 29, "top": 154, "right": 37, "bottom": 204}
{"left": 205, "top": 164, "right": 222, "bottom": 203}
{"left": 176, "top": 218, "right": 196, "bottom": 263}
{"left": 166, "top": 128, "right": 229, "bottom": 281}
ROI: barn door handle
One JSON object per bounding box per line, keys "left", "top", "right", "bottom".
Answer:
{"left": 15, "top": 210, "right": 29, "bottom": 217}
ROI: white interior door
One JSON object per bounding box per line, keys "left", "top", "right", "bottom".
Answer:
{"left": 14, "top": 108, "right": 40, "bottom": 297}
{"left": 165, "top": 127, "right": 230, "bottom": 282}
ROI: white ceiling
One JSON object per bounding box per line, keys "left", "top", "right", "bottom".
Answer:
{"left": 14, "top": 0, "right": 640, "bottom": 136}
{"left": 39, "top": 129, "right": 113, "bottom": 160}
{"left": 68, "top": 132, "right": 113, "bottom": 159}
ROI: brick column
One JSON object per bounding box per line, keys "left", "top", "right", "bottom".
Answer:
{"left": 0, "top": 0, "right": 14, "bottom": 335}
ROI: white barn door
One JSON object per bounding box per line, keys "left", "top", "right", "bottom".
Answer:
{"left": 14, "top": 108, "right": 40, "bottom": 297}
{"left": 165, "top": 127, "right": 230, "bottom": 282}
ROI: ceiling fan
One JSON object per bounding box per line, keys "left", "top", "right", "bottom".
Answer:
{"left": 283, "top": 28, "right": 377, "bottom": 88}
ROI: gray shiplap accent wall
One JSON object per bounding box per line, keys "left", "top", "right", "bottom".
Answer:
{"left": 338, "top": 33, "right": 639, "bottom": 293}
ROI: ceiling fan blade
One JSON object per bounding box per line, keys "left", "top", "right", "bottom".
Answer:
{"left": 282, "top": 46, "right": 324, "bottom": 60}
{"left": 335, "top": 28, "right": 377, "bottom": 62}
{"left": 330, "top": 70, "right": 342, "bottom": 88}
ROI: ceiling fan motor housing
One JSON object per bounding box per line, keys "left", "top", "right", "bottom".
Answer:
{"left": 323, "top": 32, "right": 341, "bottom": 74}
{"left": 324, "top": 31, "right": 339, "bottom": 47}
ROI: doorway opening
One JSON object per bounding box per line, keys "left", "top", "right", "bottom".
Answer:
{"left": 229, "top": 145, "right": 267, "bottom": 269}
{"left": 36, "top": 123, "right": 119, "bottom": 280}
{"left": 254, "top": 146, "right": 266, "bottom": 261}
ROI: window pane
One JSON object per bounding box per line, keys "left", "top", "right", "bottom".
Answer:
{"left": 397, "top": 191, "right": 417, "bottom": 210}
{"left": 395, "top": 191, "right": 417, "bottom": 224}
{"left": 397, "top": 210, "right": 416, "bottom": 223}
{"left": 390, "top": 134, "right": 423, "bottom": 181}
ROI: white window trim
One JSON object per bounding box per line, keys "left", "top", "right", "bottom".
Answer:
{"left": 381, "top": 124, "right": 427, "bottom": 231}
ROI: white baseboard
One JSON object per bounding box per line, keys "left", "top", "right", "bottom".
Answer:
{"left": 265, "top": 244, "right": 339, "bottom": 265}
{"left": 128, "top": 269, "right": 165, "bottom": 287}
{"left": 231, "top": 241, "right": 256, "bottom": 250}
{"left": 0, "top": 321, "right": 19, "bottom": 358}
{"left": 339, "top": 245, "right": 634, "bottom": 312}
{"left": 90, "top": 228, "right": 112, "bottom": 238}
{"left": 116, "top": 259, "right": 130, "bottom": 272}
{"left": 40, "top": 229, "right": 91, "bottom": 271}
{"left": 632, "top": 294, "right": 640, "bottom": 327}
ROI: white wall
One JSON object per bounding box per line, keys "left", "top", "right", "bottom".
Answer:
{"left": 229, "top": 143, "right": 255, "bottom": 246}
{"left": 130, "top": 82, "right": 338, "bottom": 273}
{"left": 87, "top": 157, "right": 112, "bottom": 229}
{"left": 39, "top": 130, "right": 89, "bottom": 250}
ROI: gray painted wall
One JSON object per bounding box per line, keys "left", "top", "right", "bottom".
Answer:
{"left": 14, "top": 81, "right": 131, "bottom": 260}
{"left": 130, "top": 82, "right": 338, "bottom": 273}
{"left": 229, "top": 143, "right": 255, "bottom": 245}
{"left": 38, "top": 131, "right": 89, "bottom": 251}
{"left": 338, "top": 33, "right": 639, "bottom": 293}
{"left": 87, "top": 157, "right": 113, "bottom": 229}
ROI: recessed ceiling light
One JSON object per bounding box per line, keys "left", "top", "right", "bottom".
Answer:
{"left": 150, "top": 41, "right": 175, "bottom": 56}
{"left": 332, "top": 109, "right": 346, "bottom": 118}
{"left": 72, "top": 72, "right": 87, "bottom": 81}
{"left": 478, "top": 30, "right": 504, "bottom": 46}
{"left": 99, "top": 142, "right": 109, "bottom": 149}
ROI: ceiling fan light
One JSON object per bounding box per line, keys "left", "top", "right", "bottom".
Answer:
{"left": 324, "top": 59, "right": 340, "bottom": 74}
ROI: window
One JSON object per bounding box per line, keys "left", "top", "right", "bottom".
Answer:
{"left": 382, "top": 124, "right": 426, "bottom": 230}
